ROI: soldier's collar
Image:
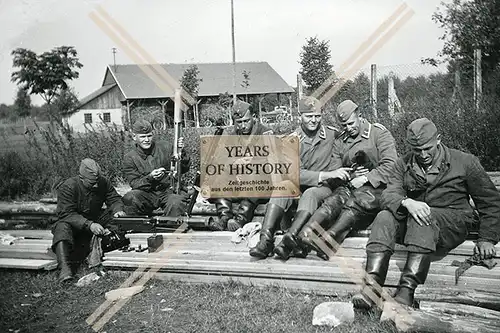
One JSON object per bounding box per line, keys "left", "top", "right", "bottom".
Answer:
{"left": 360, "top": 119, "right": 371, "bottom": 140}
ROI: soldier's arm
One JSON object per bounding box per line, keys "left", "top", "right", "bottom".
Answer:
{"left": 103, "top": 178, "right": 125, "bottom": 214}
{"left": 380, "top": 157, "right": 408, "bottom": 219}
{"left": 366, "top": 127, "right": 398, "bottom": 188}
{"left": 466, "top": 155, "right": 500, "bottom": 245}
{"left": 56, "top": 182, "right": 92, "bottom": 230}
{"left": 318, "top": 138, "right": 344, "bottom": 183}
{"left": 123, "top": 154, "right": 154, "bottom": 191}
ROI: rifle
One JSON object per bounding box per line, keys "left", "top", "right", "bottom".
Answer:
{"left": 171, "top": 88, "right": 183, "bottom": 194}
{"left": 113, "top": 215, "right": 215, "bottom": 234}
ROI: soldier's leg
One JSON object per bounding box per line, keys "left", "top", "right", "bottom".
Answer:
{"left": 316, "top": 185, "right": 384, "bottom": 259}
{"left": 297, "top": 186, "right": 352, "bottom": 253}
{"left": 227, "top": 197, "right": 260, "bottom": 232}
{"left": 393, "top": 208, "right": 470, "bottom": 308}
{"left": 209, "top": 198, "right": 234, "bottom": 231}
{"left": 160, "top": 191, "right": 189, "bottom": 217}
{"left": 51, "top": 221, "right": 81, "bottom": 282}
{"left": 274, "top": 186, "right": 333, "bottom": 260}
{"left": 352, "top": 210, "right": 403, "bottom": 310}
{"left": 122, "top": 190, "right": 157, "bottom": 216}
{"left": 249, "top": 196, "right": 294, "bottom": 259}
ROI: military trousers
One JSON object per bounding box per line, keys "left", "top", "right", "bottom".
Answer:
{"left": 367, "top": 208, "right": 473, "bottom": 254}
{"left": 269, "top": 185, "right": 333, "bottom": 214}
{"left": 51, "top": 208, "right": 117, "bottom": 261}
{"left": 122, "top": 189, "right": 189, "bottom": 217}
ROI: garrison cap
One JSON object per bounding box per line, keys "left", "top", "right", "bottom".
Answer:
{"left": 406, "top": 118, "right": 438, "bottom": 147}
{"left": 232, "top": 100, "right": 252, "bottom": 119}
{"left": 298, "top": 96, "right": 322, "bottom": 114}
{"left": 336, "top": 100, "right": 359, "bottom": 122}
{"left": 79, "top": 158, "right": 101, "bottom": 183}
{"left": 132, "top": 119, "right": 153, "bottom": 134}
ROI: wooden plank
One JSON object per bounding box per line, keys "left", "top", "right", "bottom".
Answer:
{"left": 416, "top": 287, "right": 500, "bottom": 311}
{"left": 419, "top": 301, "right": 500, "bottom": 321}
{"left": 102, "top": 259, "right": 500, "bottom": 292}
{"left": 2, "top": 229, "right": 52, "bottom": 239}
{"left": 0, "top": 258, "right": 57, "bottom": 270}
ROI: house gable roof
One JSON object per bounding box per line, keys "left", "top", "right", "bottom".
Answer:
{"left": 106, "top": 62, "right": 294, "bottom": 99}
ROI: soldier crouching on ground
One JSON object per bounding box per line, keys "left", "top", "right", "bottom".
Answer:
{"left": 122, "top": 119, "right": 191, "bottom": 217}
{"left": 352, "top": 118, "right": 500, "bottom": 310}
{"left": 249, "top": 96, "right": 353, "bottom": 259}
{"left": 51, "top": 158, "right": 126, "bottom": 282}
{"left": 274, "top": 100, "right": 398, "bottom": 261}
{"left": 209, "top": 99, "right": 274, "bottom": 232}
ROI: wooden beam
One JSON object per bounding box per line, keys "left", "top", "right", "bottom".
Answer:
{"left": 370, "top": 64, "right": 377, "bottom": 120}
{"left": 474, "top": 49, "right": 482, "bottom": 112}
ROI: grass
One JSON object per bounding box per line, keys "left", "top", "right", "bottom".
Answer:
{"left": 0, "top": 268, "right": 400, "bottom": 333}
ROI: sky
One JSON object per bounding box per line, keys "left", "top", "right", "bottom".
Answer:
{"left": 0, "top": 0, "right": 450, "bottom": 106}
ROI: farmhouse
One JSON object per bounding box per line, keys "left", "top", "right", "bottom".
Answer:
{"left": 64, "top": 62, "right": 295, "bottom": 132}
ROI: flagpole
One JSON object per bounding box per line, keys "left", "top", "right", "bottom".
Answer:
{"left": 231, "top": 0, "right": 236, "bottom": 105}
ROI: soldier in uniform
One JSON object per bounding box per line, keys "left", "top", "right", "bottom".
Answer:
{"left": 209, "top": 99, "right": 274, "bottom": 231}
{"left": 249, "top": 96, "right": 353, "bottom": 259}
{"left": 51, "top": 158, "right": 126, "bottom": 282}
{"left": 352, "top": 118, "right": 500, "bottom": 310}
{"left": 273, "top": 100, "right": 398, "bottom": 261}
{"left": 122, "top": 119, "right": 191, "bottom": 217}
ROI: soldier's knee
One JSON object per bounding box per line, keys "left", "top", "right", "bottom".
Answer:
{"left": 371, "top": 210, "right": 397, "bottom": 230}
{"left": 348, "top": 187, "right": 379, "bottom": 211}
{"left": 52, "top": 221, "right": 73, "bottom": 235}
{"left": 122, "top": 190, "right": 142, "bottom": 206}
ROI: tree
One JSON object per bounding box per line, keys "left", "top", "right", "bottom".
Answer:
{"left": 433, "top": 0, "right": 500, "bottom": 76}
{"left": 299, "top": 37, "right": 334, "bottom": 93}
{"left": 14, "top": 88, "right": 32, "bottom": 118}
{"left": 11, "top": 46, "right": 83, "bottom": 105}
{"left": 241, "top": 70, "right": 251, "bottom": 101}
{"left": 53, "top": 88, "right": 79, "bottom": 116}
{"left": 180, "top": 65, "right": 202, "bottom": 125}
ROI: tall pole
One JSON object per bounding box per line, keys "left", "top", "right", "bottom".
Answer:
{"left": 370, "top": 64, "right": 378, "bottom": 120}
{"left": 231, "top": 0, "right": 236, "bottom": 104}
{"left": 112, "top": 47, "right": 117, "bottom": 72}
{"left": 474, "top": 49, "right": 482, "bottom": 112}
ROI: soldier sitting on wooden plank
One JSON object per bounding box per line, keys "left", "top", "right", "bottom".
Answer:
{"left": 122, "top": 119, "right": 191, "bottom": 217}
{"left": 249, "top": 96, "right": 353, "bottom": 259}
{"left": 51, "top": 158, "right": 126, "bottom": 282}
{"left": 208, "top": 99, "right": 274, "bottom": 232}
{"left": 352, "top": 118, "right": 500, "bottom": 310}
{"left": 274, "top": 100, "right": 398, "bottom": 260}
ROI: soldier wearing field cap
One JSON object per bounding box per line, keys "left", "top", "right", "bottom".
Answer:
{"left": 273, "top": 99, "right": 398, "bottom": 260}
{"left": 122, "top": 119, "right": 191, "bottom": 217}
{"left": 51, "top": 158, "right": 126, "bottom": 282}
{"left": 250, "top": 96, "right": 351, "bottom": 259}
{"left": 352, "top": 117, "right": 500, "bottom": 310}
{"left": 209, "top": 99, "right": 274, "bottom": 232}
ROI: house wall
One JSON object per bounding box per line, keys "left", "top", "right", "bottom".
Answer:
{"left": 80, "top": 85, "right": 124, "bottom": 109}
{"left": 64, "top": 108, "right": 123, "bottom": 133}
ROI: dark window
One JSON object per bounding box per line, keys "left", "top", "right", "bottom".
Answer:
{"left": 103, "top": 113, "right": 111, "bottom": 123}
{"left": 84, "top": 113, "right": 92, "bottom": 124}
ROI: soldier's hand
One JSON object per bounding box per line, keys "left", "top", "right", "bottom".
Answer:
{"left": 352, "top": 166, "right": 369, "bottom": 178}
{"left": 178, "top": 137, "right": 184, "bottom": 149}
{"left": 90, "top": 223, "right": 106, "bottom": 236}
{"left": 474, "top": 241, "right": 496, "bottom": 260}
{"left": 327, "top": 167, "right": 353, "bottom": 181}
{"left": 150, "top": 168, "right": 166, "bottom": 180}
{"left": 402, "top": 199, "right": 432, "bottom": 226}
{"left": 113, "top": 211, "right": 126, "bottom": 218}
{"left": 349, "top": 175, "right": 368, "bottom": 189}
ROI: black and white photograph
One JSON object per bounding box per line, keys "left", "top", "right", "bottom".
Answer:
{"left": 1, "top": 0, "right": 500, "bottom": 332}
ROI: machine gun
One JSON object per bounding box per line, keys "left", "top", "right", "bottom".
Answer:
{"left": 113, "top": 215, "right": 215, "bottom": 233}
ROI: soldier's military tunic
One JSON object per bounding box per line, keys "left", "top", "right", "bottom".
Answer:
{"left": 319, "top": 118, "right": 398, "bottom": 228}
{"left": 270, "top": 125, "right": 340, "bottom": 213}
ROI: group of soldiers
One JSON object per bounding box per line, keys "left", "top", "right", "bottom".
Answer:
{"left": 50, "top": 94, "right": 500, "bottom": 312}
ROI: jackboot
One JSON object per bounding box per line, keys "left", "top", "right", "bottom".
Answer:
{"left": 312, "top": 208, "right": 359, "bottom": 260}
{"left": 249, "top": 204, "right": 284, "bottom": 259}
{"left": 298, "top": 187, "right": 351, "bottom": 253}
{"left": 273, "top": 210, "right": 311, "bottom": 260}
{"left": 352, "top": 251, "right": 392, "bottom": 310}
{"left": 55, "top": 241, "right": 74, "bottom": 282}
{"left": 209, "top": 199, "right": 233, "bottom": 231}
{"left": 228, "top": 199, "right": 256, "bottom": 232}
{"left": 393, "top": 252, "right": 431, "bottom": 308}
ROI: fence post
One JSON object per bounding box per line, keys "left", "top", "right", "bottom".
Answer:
{"left": 370, "top": 64, "right": 378, "bottom": 120}
{"left": 474, "top": 49, "right": 482, "bottom": 112}
{"left": 297, "top": 74, "right": 303, "bottom": 114}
